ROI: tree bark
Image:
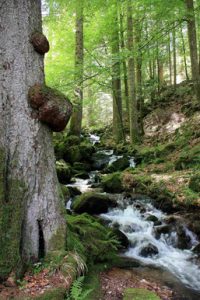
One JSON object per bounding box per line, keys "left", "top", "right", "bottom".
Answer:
{"left": 70, "top": 0, "right": 84, "bottom": 136}
{"left": 185, "top": 0, "right": 200, "bottom": 101}
{"left": 172, "top": 24, "right": 177, "bottom": 88}
{"left": 168, "top": 33, "right": 173, "bottom": 85}
{"left": 0, "top": 0, "right": 66, "bottom": 279}
{"left": 127, "top": 0, "right": 139, "bottom": 144}
{"left": 135, "top": 23, "right": 144, "bottom": 137}
{"left": 180, "top": 24, "right": 189, "bottom": 81}
{"left": 111, "top": 3, "right": 124, "bottom": 143}
{"left": 120, "top": 13, "right": 129, "bottom": 124}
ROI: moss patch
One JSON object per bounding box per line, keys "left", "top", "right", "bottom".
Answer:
{"left": 101, "top": 172, "right": 123, "bottom": 193}
{"left": 72, "top": 192, "right": 116, "bottom": 214}
{"left": 35, "top": 287, "right": 66, "bottom": 300}
{"left": 48, "top": 223, "right": 66, "bottom": 253}
{"left": 0, "top": 149, "right": 26, "bottom": 280}
{"left": 123, "top": 288, "right": 161, "bottom": 300}
{"left": 66, "top": 213, "right": 119, "bottom": 263}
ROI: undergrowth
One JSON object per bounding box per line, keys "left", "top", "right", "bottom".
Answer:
{"left": 66, "top": 213, "right": 120, "bottom": 263}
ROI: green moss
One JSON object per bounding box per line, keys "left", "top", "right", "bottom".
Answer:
{"left": 79, "top": 142, "right": 95, "bottom": 161}
{"left": 189, "top": 173, "right": 200, "bottom": 193}
{"left": 49, "top": 223, "right": 66, "bottom": 252}
{"left": 35, "top": 287, "right": 66, "bottom": 300}
{"left": 72, "top": 192, "right": 115, "bottom": 214}
{"left": 0, "top": 149, "right": 26, "bottom": 280}
{"left": 175, "top": 144, "right": 200, "bottom": 170}
{"left": 101, "top": 172, "right": 123, "bottom": 193}
{"left": 123, "top": 288, "right": 161, "bottom": 300}
{"left": 56, "top": 160, "right": 72, "bottom": 184}
{"left": 67, "top": 145, "right": 82, "bottom": 164}
{"left": 66, "top": 213, "right": 119, "bottom": 263}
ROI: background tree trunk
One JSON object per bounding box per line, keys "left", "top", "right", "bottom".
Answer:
{"left": 185, "top": 0, "right": 200, "bottom": 101}
{"left": 0, "top": 0, "right": 66, "bottom": 279}
{"left": 111, "top": 2, "right": 124, "bottom": 143}
{"left": 70, "top": 0, "right": 84, "bottom": 136}
{"left": 120, "top": 12, "right": 129, "bottom": 124}
{"left": 172, "top": 24, "right": 177, "bottom": 88}
{"left": 127, "top": 0, "right": 139, "bottom": 144}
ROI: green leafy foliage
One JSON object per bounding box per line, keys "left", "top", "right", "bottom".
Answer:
{"left": 66, "top": 276, "right": 93, "bottom": 300}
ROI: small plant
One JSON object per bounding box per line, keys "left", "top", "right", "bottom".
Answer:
{"left": 66, "top": 276, "right": 93, "bottom": 300}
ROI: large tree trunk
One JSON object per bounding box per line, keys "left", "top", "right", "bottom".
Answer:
{"left": 70, "top": 0, "right": 84, "bottom": 136}
{"left": 185, "top": 0, "right": 200, "bottom": 102}
{"left": 0, "top": 0, "right": 66, "bottom": 279}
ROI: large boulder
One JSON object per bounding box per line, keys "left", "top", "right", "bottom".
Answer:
{"left": 101, "top": 172, "right": 123, "bottom": 193}
{"left": 105, "top": 156, "right": 130, "bottom": 173}
{"left": 72, "top": 192, "right": 116, "bottom": 214}
{"left": 56, "top": 160, "right": 72, "bottom": 184}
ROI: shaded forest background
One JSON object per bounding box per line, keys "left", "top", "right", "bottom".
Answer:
{"left": 43, "top": 0, "right": 200, "bottom": 143}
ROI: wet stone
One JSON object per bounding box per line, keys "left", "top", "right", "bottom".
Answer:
{"left": 139, "top": 243, "right": 159, "bottom": 257}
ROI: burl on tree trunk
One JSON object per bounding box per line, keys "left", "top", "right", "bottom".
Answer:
{"left": 28, "top": 84, "right": 73, "bottom": 132}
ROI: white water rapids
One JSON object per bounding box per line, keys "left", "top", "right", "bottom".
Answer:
{"left": 101, "top": 200, "right": 200, "bottom": 291}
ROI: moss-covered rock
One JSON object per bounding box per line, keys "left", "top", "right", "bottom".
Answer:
{"left": 72, "top": 192, "right": 116, "bottom": 214}
{"left": 105, "top": 156, "right": 130, "bottom": 173}
{"left": 123, "top": 288, "right": 161, "bottom": 300}
{"left": 101, "top": 172, "right": 123, "bottom": 193}
{"left": 56, "top": 160, "right": 72, "bottom": 184}
{"left": 79, "top": 142, "right": 95, "bottom": 161}
{"left": 189, "top": 173, "right": 200, "bottom": 193}
{"left": 66, "top": 135, "right": 81, "bottom": 146}
{"left": 66, "top": 145, "right": 82, "bottom": 164}
{"left": 66, "top": 213, "right": 119, "bottom": 262}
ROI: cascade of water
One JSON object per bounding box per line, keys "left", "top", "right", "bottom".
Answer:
{"left": 101, "top": 199, "right": 200, "bottom": 291}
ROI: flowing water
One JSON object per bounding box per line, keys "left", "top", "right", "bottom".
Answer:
{"left": 100, "top": 198, "right": 200, "bottom": 298}
{"left": 67, "top": 138, "right": 200, "bottom": 298}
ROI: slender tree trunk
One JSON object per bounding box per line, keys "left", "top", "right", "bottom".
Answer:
{"left": 111, "top": 2, "right": 124, "bottom": 143}
{"left": 120, "top": 13, "right": 129, "bottom": 124}
{"left": 180, "top": 24, "right": 189, "bottom": 80}
{"left": 172, "top": 24, "right": 177, "bottom": 88}
{"left": 185, "top": 0, "right": 200, "bottom": 102}
{"left": 70, "top": 0, "right": 84, "bottom": 136}
{"left": 0, "top": 0, "right": 66, "bottom": 279}
{"left": 127, "top": 0, "right": 139, "bottom": 144}
{"left": 168, "top": 33, "right": 173, "bottom": 85}
{"left": 135, "top": 24, "right": 144, "bottom": 137}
